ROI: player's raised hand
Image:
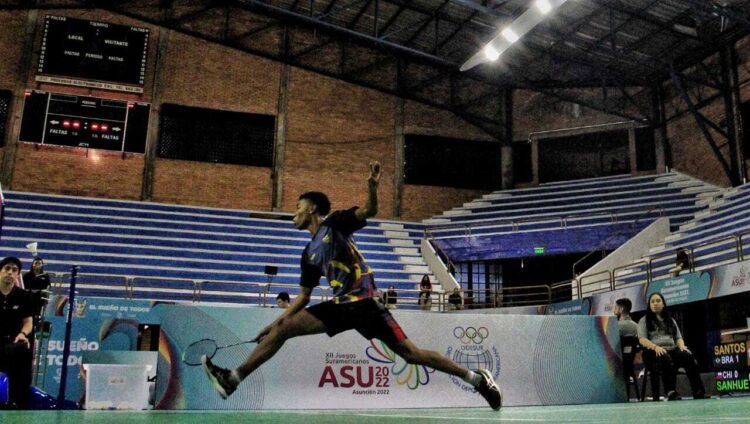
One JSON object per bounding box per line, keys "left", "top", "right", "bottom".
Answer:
{"left": 369, "top": 161, "right": 381, "bottom": 185}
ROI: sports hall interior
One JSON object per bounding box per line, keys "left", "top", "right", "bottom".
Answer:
{"left": 1, "top": 1, "right": 750, "bottom": 422}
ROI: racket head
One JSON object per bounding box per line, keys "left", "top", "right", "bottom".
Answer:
{"left": 182, "top": 338, "right": 219, "bottom": 366}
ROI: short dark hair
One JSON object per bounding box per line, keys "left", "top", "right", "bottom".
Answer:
{"left": 299, "top": 191, "right": 331, "bottom": 216}
{"left": 615, "top": 298, "right": 632, "bottom": 313}
{"left": 0, "top": 256, "right": 22, "bottom": 272}
{"left": 276, "top": 292, "right": 290, "bottom": 302}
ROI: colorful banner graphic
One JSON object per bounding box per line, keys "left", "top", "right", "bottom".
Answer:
{"left": 40, "top": 296, "right": 161, "bottom": 403}
{"left": 646, "top": 271, "right": 713, "bottom": 306}
{"left": 155, "top": 305, "right": 625, "bottom": 409}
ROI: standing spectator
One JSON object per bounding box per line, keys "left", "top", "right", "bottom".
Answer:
{"left": 275, "top": 292, "right": 291, "bottom": 309}
{"left": 613, "top": 298, "right": 638, "bottom": 338}
{"left": 418, "top": 275, "right": 432, "bottom": 311}
{"left": 0, "top": 256, "right": 33, "bottom": 409}
{"left": 448, "top": 288, "right": 464, "bottom": 311}
{"left": 637, "top": 292, "right": 705, "bottom": 400}
{"left": 23, "top": 257, "right": 51, "bottom": 320}
{"left": 384, "top": 286, "right": 398, "bottom": 309}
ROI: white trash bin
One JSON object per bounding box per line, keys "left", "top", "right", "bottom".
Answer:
{"left": 83, "top": 364, "right": 152, "bottom": 410}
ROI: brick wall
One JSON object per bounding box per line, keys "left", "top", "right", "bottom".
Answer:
{"left": 282, "top": 68, "right": 396, "bottom": 216}
{"left": 153, "top": 159, "right": 272, "bottom": 210}
{"left": 12, "top": 143, "right": 143, "bottom": 199}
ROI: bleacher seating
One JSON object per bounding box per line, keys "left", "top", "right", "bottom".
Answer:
{"left": 426, "top": 172, "right": 720, "bottom": 262}
{"left": 0, "top": 191, "right": 432, "bottom": 306}
{"left": 426, "top": 172, "right": 720, "bottom": 232}
{"left": 615, "top": 182, "right": 750, "bottom": 286}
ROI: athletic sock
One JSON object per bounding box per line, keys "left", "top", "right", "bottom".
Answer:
{"left": 229, "top": 370, "right": 242, "bottom": 386}
{"left": 462, "top": 370, "right": 482, "bottom": 387}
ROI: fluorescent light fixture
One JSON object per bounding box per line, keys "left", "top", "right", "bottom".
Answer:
{"left": 536, "top": 0, "right": 552, "bottom": 14}
{"left": 460, "top": 0, "right": 570, "bottom": 72}
{"left": 484, "top": 44, "right": 500, "bottom": 61}
{"left": 501, "top": 28, "right": 519, "bottom": 43}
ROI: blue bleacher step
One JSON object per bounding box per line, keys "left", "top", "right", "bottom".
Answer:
{"left": 680, "top": 222, "right": 697, "bottom": 231}
{"left": 404, "top": 264, "right": 429, "bottom": 274}
{"left": 648, "top": 245, "right": 667, "bottom": 254}
{"left": 394, "top": 247, "right": 419, "bottom": 255}
{"left": 482, "top": 193, "right": 512, "bottom": 200}
{"left": 693, "top": 210, "right": 712, "bottom": 219}
{"left": 388, "top": 239, "right": 416, "bottom": 246}
{"left": 423, "top": 218, "right": 450, "bottom": 225}
{"left": 664, "top": 233, "right": 683, "bottom": 243}
{"left": 400, "top": 256, "right": 424, "bottom": 264}
{"left": 383, "top": 230, "right": 411, "bottom": 239}
{"left": 442, "top": 210, "right": 471, "bottom": 216}
{"left": 379, "top": 222, "right": 406, "bottom": 230}
{"left": 463, "top": 201, "right": 491, "bottom": 208}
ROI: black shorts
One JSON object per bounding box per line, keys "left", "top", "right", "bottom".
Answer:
{"left": 306, "top": 298, "right": 408, "bottom": 347}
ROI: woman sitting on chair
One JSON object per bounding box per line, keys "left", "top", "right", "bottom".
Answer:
{"left": 637, "top": 292, "right": 705, "bottom": 400}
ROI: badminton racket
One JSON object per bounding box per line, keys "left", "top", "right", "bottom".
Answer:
{"left": 182, "top": 338, "right": 258, "bottom": 366}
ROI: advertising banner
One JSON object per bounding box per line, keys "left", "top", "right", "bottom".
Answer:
{"left": 155, "top": 304, "right": 625, "bottom": 410}
{"left": 646, "top": 271, "right": 713, "bottom": 306}
{"left": 40, "top": 295, "right": 160, "bottom": 402}
{"left": 590, "top": 284, "right": 648, "bottom": 316}
{"left": 711, "top": 262, "right": 750, "bottom": 299}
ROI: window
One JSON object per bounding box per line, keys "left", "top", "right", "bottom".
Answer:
{"left": 404, "top": 135, "right": 502, "bottom": 190}
{"left": 159, "top": 104, "right": 275, "bottom": 167}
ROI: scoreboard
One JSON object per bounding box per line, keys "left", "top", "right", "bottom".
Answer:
{"left": 36, "top": 15, "right": 149, "bottom": 93}
{"left": 19, "top": 90, "right": 149, "bottom": 153}
{"left": 712, "top": 340, "right": 749, "bottom": 393}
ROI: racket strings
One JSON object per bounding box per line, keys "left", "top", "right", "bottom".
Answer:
{"left": 182, "top": 339, "right": 218, "bottom": 366}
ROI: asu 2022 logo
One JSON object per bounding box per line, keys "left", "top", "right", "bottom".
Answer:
{"left": 445, "top": 326, "right": 501, "bottom": 392}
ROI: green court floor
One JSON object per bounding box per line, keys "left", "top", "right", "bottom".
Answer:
{"left": 1, "top": 396, "right": 748, "bottom": 423}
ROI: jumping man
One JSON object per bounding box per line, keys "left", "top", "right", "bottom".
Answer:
{"left": 202, "top": 161, "right": 502, "bottom": 410}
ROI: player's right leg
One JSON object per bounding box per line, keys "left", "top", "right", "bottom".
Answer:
{"left": 389, "top": 339, "right": 502, "bottom": 410}
{"left": 202, "top": 309, "right": 327, "bottom": 399}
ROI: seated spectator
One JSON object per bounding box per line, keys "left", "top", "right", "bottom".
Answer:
{"left": 418, "top": 275, "right": 432, "bottom": 311}
{"left": 670, "top": 248, "right": 690, "bottom": 277}
{"left": 0, "top": 257, "right": 33, "bottom": 409}
{"left": 614, "top": 298, "right": 638, "bottom": 338}
{"left": 275, "top": 292, "right": 291, "bottom": 309}
{"left": 384, "top": 286, "right": 397, "bottom": 309}
{"left": 419, "top": 275, "right": 432, "bottom": 292}
{"left": 637, "top": 292, "right": 705, "bottom": 400}
{"left": 448, "top": 288, "right": 464, "bottom": 311}
{"left": 22, "top": 257, "right": 51, "bottom": 321}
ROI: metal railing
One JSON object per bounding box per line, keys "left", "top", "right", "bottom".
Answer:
{"left": 574, "top": 229, "right": 750, "bottom": 298}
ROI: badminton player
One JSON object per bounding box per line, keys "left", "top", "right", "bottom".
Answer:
{"left": 202, "top": 161, "right": 502, "bottom": 410}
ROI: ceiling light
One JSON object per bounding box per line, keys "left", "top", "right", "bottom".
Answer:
{"left": 484, "top": 44, "right": 500, "bottom": 61}
{"left": 501, "top": 28, "right": 519, "bottom": 43}
{"left": 536, "top": 0, "right": 552, "bottom": 14}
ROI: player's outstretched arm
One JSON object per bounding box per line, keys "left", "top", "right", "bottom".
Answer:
{"left": 356, "top": 161, "right": 380, "bottom": 221}
{"left": 254, "top": 286, "right": 313, "bottom": 342}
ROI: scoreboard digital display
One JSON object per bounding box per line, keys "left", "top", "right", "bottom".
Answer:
{"left": 712, "top": 340, "right": 749, "bottom": 393}
{"left": 37, "top": 15, "right": 149, "bottom": 93}
{"left": 19, "top": 90, "right": 149, "bottom": 153}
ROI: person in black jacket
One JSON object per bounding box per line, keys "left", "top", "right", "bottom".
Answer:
{"left": 0, "top": 257, "right": 33, "bottom": 409}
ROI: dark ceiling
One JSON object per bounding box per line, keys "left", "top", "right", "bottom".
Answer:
{"left": 4, "top": 0, "right": 750, "bottom": 137}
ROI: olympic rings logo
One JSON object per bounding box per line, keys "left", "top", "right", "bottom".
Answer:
{"left": 453, "top": 326, "right": 489, "bottom": 344}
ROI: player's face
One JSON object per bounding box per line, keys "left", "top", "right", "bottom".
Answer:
{"left": 32, "top": 260, "right": 43, "bottom": 273}
{"left": 0, "top": 263, "right": 20, "bottom": 287}
{"left": 293, "top": 199, "right": 314, "bottom": 230}
{"left": 613, "top": 304, "right": 621, "bottom": 317}
{"left": 649, "top": 295, "right": 664, "bottom": 314}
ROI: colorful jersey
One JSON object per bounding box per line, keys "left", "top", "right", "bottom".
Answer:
{"left": 300, "top": 208, "right": 379, "bottom": 303}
